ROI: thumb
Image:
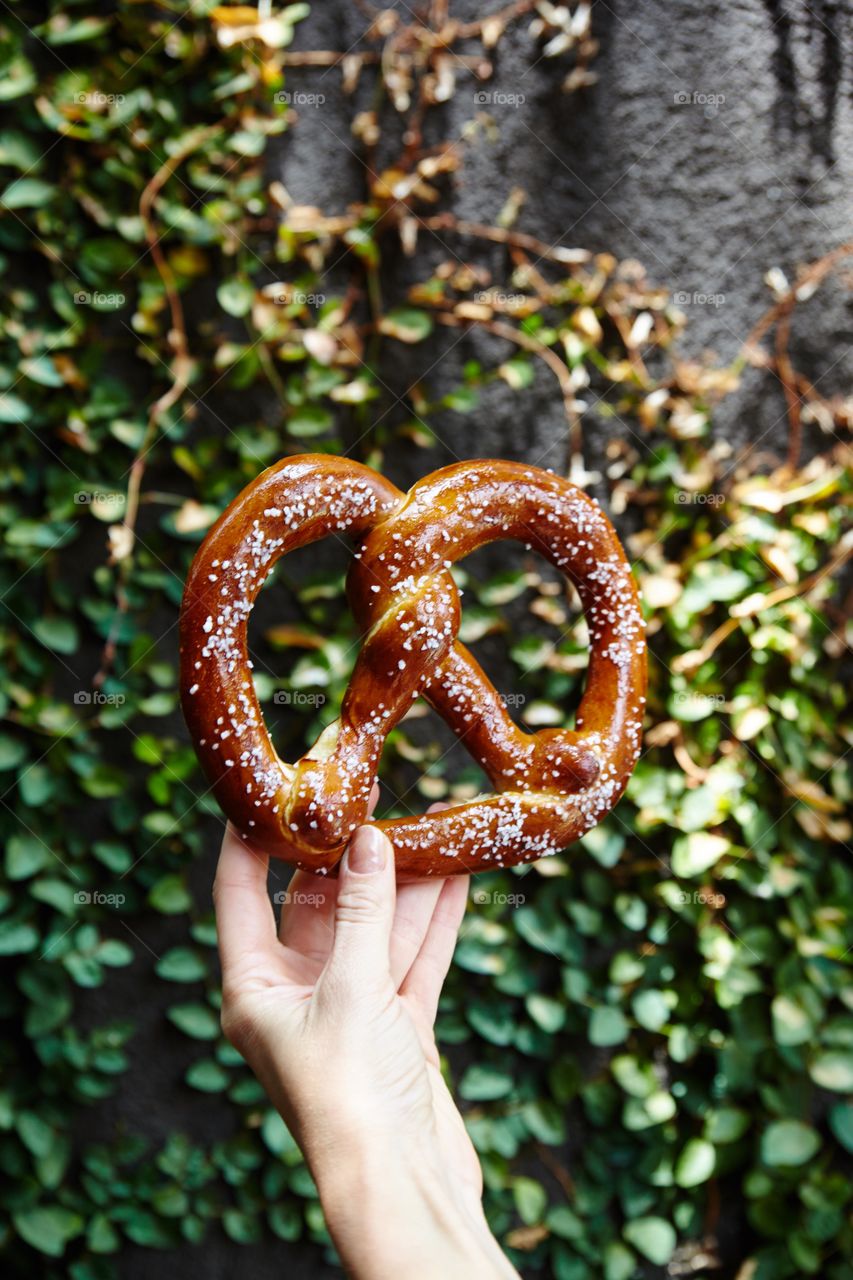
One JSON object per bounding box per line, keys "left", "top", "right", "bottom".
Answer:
{"left": 327, "top": 825, "right": 396, "bottom": 981}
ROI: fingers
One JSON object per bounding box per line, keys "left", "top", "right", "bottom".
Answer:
{"left": 324, "top": 825, "right": 396, "bottom": 983}
{"left": 213, "top": 823, "right": 278, "bottom": 975}
{"left": 389, "top": 879, "right": 444, "bottom": 987}
{"left": 278, "top": 868, "right": 338, "bottom": 958}
{"left": 400, "top": 874, "right": 470, "bottom": 1026}
{"left": 225, "top": 787, "right": 465, "bottom": 1015}
{"left": 277, "top": 781, "right": 381, "bottom": 955}
{"left": 388, "top": 801, "right": 447, "bottom": 987}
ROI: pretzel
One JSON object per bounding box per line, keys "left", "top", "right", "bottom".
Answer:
{"left": 180, "top": 455, "right": 647, "bottom": 876}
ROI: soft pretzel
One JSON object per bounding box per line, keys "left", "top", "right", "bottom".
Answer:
{"left": 180, "top": 455, "right": 646, "bottom": 876}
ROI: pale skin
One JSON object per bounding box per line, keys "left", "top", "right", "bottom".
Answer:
{"left": 213, "top": 788, "right": 520, "bottom": 1279}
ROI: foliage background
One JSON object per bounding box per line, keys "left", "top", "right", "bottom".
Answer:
{"left": 0, "top": 2, "right": 851, "bottom": 1278}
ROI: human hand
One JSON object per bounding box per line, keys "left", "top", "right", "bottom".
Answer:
{"left": 213, "top": 791, "right": 519, "bottom": 1279}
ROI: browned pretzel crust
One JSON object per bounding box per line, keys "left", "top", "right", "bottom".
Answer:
{"left": 180, "top": 455, "right": 647, "bottom": 875}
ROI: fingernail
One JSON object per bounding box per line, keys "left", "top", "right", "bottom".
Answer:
{"left": 347, "top": 825, "right": 387, "bottom": 875}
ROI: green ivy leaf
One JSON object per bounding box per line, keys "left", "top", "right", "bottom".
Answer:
{"left": 184, "top": 1060, "right": 230, "bottom": 1093}
{"left": 459, "top": 1064, "right": 514, "bottom": 1101}
{"left": 17, "top": 1110, "right": 55, "bottom": 1157}
{"left": 216, "top": 278, "right": 255, "bottom": 317}
{"left": 223, "top": 1209, "right": 261, "bottom": 1243}
{"left": 6, "top": 834, "right": 48, "bottom": 880}
{"left": 167, "top": 1003, "right": 219, "bottom": 1040}
{"left": 379, "top": 307, "right": 433, "bottom": 343}
{"left": 623, "top": 1216, "right": 676, "bottom": 1265}
{"left": 87, "top": 1213, "right": 120, "bottom": 1254}
{"left": 261, "top": 1110, "right": 302, "bottom": 1160}
{"left": 632, "top": 988, "right": 670, "bottom": 1031}
{"left": 156, "top": 947, "right": 208, "bottom": 982}
{"left": 0, "top": 920, "right": 40, "bottom": 955}
{"left": 604, "top": 1241, "right": 636, "bottom": 1280}
{"left": 671, "top": 831, "right": 730, "bottom": 877}
{"left": 588, "top": 1006, "right": 629, "bottom": 1047}
{"left": 148, "top": 875, "right": 193, "bottom": 915}
{"left": 0, "top": 177, "right": 56, "bottom": 209}
{"left": 772, "top": 993, "right": 816, "bottom": 1046}
{"left": 703, "top": 1107, "right": 750, "bottom": 1144}
{"left": 97, "top": 940, "right": 133, "bottom": 967}
{"left": 828, "top": 1102, "right": 853, "bottom": 1154}
{"left": 809, "top": 1051, "right": 853, "bottom": 1093}
{"left": 512, "top": 1176, "right": 547, "bottom": 1225}
{"left": 13, "top": 1206, "right": 83, "bottom": 1257}
{"left": 268, "top": 1202, "right": 302, "bottom": 1241}
{"left": 0, "top": 734, "right": 27, "bottom": 769}
{"left": 525, "top": 993, "right": 566, "bottom": 1033}
{"left": 761, "top": 1120, "right": 822, "bottom": 1167}
{"left": 674, "top": 1137, "right": 716, "bottom": 1186}
{"left": 288, "top": 406, "right": 333, "bottom": 437}
{"left": 32, "top": 617, "right": 79, "bottom": 654}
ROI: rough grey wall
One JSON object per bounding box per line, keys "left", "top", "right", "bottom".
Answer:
{"left": 116, "top": 3, "right": 851, "bottom": 1276}
{"left": 276, "top": 0, "right": 851, "bottom": 484}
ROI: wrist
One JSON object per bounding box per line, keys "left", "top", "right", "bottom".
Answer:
{"left": 312, "top": 1133, "right": 514, "bottom": 1279}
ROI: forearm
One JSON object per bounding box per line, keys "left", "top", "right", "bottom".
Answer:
{"left": 312, "top": 1136, "right": 519, "bottom": 1279}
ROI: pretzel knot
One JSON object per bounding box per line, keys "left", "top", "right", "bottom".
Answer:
{"left": 180, "top": 455, "right": 647, "bottom": 876}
